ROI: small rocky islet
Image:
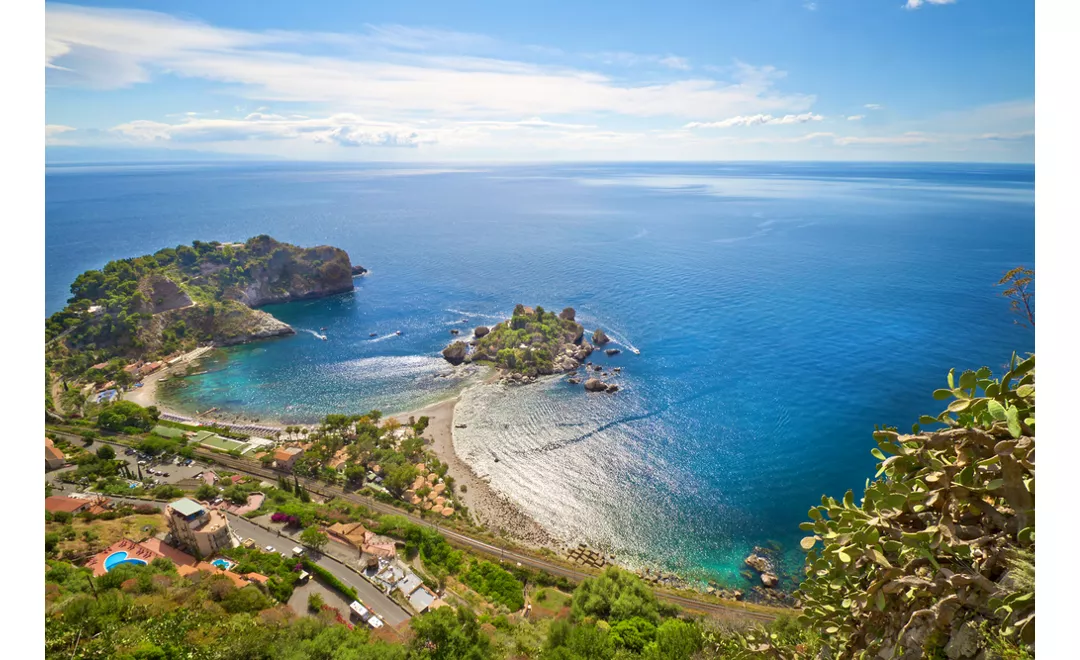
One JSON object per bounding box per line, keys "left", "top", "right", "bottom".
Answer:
{"left": 440, "top": 304, "right": 625, "bottom": 392}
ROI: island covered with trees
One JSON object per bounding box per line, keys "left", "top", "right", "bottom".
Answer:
{"left": 442, "top": 305, "right": 601, "bottom": 380}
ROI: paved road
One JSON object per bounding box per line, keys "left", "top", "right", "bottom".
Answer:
{"left": 48, "top": 429, "right": 780, "bottom": 623}
{"left": 102, "top": 495, "right": 411, "bottom": 627}
{"left": 226, "top": 513, "right": 411, "bottom": 627}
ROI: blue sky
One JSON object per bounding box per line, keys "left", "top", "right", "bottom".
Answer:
{"left": 45, "top": 0, "right": 1034, "bottom": 162}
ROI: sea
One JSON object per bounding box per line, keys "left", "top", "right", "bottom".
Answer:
{"left": 46, "top": 161, "right": 1035, "bottom": 587}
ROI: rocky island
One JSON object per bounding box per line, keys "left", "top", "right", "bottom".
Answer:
{"left": 441, "top": 305, "right": 622, "bottom": 390}
{"left": 46, "top": 235, "right": 362, "bottom": 383}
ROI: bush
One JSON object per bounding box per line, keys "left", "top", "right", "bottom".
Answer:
{"left": 796, "top": 356, "right": 1036, "bottom": 658}
{"left": 308, "top": 592, "right": 324, "bottom": 612}
{"left": 462, "top": 560, "right": 525, "bottom": 611}
{"left": 301, "top": 559, "right": 357, "bottom": 601}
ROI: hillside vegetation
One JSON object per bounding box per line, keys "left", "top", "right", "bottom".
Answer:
{"left": 463, "top": 305, "right": 589, "bottom": 376}
{"left": 46, "top": 235, "right": 357, "bottom": 380}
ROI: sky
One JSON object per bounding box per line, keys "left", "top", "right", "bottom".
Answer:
{"left": 44, "top": 0, "right": 1035, "bottom": 162}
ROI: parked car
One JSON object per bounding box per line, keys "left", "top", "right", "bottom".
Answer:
{"left": 292, "top": 546, "right": 305, "bottom": 558}
{"left": 264, "top": 545, "right": 275, "bottom": 553}
{"left": 184, "top": 459, "right": 194, "bottom": 466}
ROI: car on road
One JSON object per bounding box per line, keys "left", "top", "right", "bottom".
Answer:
{"left": 292, "top": 546, "right": 305, "bottom": 558}
{"left": 264, "top": 545, "right": 275, "bottom": 553}
{"left": 184, "top": 459, "right": 194, "bottom": 466}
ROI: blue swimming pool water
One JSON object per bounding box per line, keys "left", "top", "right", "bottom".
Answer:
{"left": 211, "top": 558, "right": 234, "bottom": 570}
{"left": 104, "top": 551, "right": 148, "bottom": 571}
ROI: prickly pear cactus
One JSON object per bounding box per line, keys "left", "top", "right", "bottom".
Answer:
{"left": 796, "top": 354, "right": 1035, "bottom": 659}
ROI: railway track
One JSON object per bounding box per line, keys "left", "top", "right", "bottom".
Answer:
{"left": 48, "top": 428, "right": 783, "bottom": 623}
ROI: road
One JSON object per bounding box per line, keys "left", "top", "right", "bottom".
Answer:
{"left": 48, "top": 429, "right": 781, "bottom": 623}
{"left": 103, "top": 495, "right": 411, "bottom": 627}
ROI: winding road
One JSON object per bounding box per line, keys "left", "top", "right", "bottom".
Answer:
{"left": 48, "top": 428, "right": 783, "bottom": 623}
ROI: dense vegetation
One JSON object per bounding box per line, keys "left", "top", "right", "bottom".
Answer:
{"left": 46, "top": 235, "right": 353, "bottom": 380}
{"left": 792, "top": 355, "right": 1036, "bottom": 660}
{"left": 469, "top": 305, "right": 584, "bottom": 376}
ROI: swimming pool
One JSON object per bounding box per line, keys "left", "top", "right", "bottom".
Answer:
{"left": 104, "top": 551, "right": 148, "bottom": 571}
{"left": 211, "top": 558, "right": 234, "bottom": 570}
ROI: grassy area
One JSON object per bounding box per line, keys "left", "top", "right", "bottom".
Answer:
{"left": 196, "top": 431, "right": 247, "bottom": 452}
{"left": 151, "top": 424, "right": 186, "bottom": 438}
{"left": 530, "top": 587, "right": 572, "bottom": 618}
{"left": 45, "top": 513, "right": 163, "bottom": 557}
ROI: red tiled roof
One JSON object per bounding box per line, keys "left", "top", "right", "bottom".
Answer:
{"left": 141, "top": 538, "right": 196, "bottom": 567}
{"left": 45, "top": 496, "right": 87, "bottom": 513}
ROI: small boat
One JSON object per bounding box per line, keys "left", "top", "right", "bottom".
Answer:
{"left": 394, "top": 330, "right": 402, "bottom": 336}
{"left": 369, "top": 332, "right": 378, "bottom": 337}
{"left": 320, "top": 327, "right": 327, "bottom": 331}
{"left": 319, "top": 335, "right": 327, "bottom": 341}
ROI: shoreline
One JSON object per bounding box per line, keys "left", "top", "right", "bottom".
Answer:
{"left": 390, "top": 395, "right": 563, "bottom": 552}
{"left": 125, "top": 350, "right": 562, "bottom": 552}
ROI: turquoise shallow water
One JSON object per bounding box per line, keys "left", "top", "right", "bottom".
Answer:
{"left": 46, "top": 161, "right": 1034, "bottom": 587}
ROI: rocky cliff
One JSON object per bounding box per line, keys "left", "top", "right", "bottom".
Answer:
{"left": 225, "top": 236, "right": 356, "bottom": 307}
{"left": 46, "top": 236, "right": 361, "bottom": 379}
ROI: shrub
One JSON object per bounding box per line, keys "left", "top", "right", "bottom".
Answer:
{"left": 796, "top": 355, "right": 1036, "bottom": 659}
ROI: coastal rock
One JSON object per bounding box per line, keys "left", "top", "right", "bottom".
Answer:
{"left": 450, "top": 329, "right": 460, "bottom": 335}
{"left": 351, "top": 264, "right": 368, "bottom": 276}
{"left": 605, "top": 383, "right": 620, "bottom": 393}
{"left": 605, "top": 348, "right": 621, "bottom": 356}
{"left": 474, "top": 326, "right": 490, "bottom": 339}
{"left": 584, "top": 378, "right": 607, "bottom": 392}
{"left": 568, "top": 377, "right": 581, "bottom": 384}
{"left": 441, "top": 341, "right": 468, "bottom": 365}
{"left": 559, "top": 307, "right": 576, "bottom": 321}
{"left": 761, "top": 573, "right": 779, "bottom": 588}
{"left": 592, "top": 328, "right": 610, "bottom": 345}
{"left": 231, "top": 237, "right": 357, "bottom": 307}
{"left": 744, "top": 553, "right": 774, "bottom": 575}
{"left": 592, "top": 364, "right": 604, "bottom": 372}
{"left": 211, "top": 308, "right": 295, "bottom": 346}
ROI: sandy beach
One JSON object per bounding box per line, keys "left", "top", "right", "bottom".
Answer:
{"left": 124, "top": 345, "right": 214, "bottom": 410}
{"left": 392, "top": 397, "right": 562, "bottom": 551}
{"left": 125, "top": 347, "right": 559, "bottom": 550}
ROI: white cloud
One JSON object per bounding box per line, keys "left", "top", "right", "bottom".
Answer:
{"left": 684, "top": 112, "right": 824, "bottom": 129}
{"left": 864, "top": 103, "right": 884, "bottom": 110}
{"left": 847, "top": 115, "right": 865, "bottom": 121}
{"left": 109, "top": 114, "right": 430, "bottom": 147}
{"left": 45, "top": 124, "right": 77, "bottom": 145}
{"left": 804, "top": 2, "right": 818, "bottom": 10}
{"left": 904, "top": 0, "right": 956, "bottom": 9}
{"left": 45, "top": 4, "right": 809, "bottom": 120}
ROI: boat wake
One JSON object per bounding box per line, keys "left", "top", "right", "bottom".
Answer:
{"left": 299, "top": 329, "right": 327, "bottom": 341}
{"left": 367, "top": 332, "right": 400, "bottom": 343}
{"left": 602, "top": 328, "right": 640, "bottom": 355}
{"left": 446, "top": 308, "right": 506, "bottom": 321}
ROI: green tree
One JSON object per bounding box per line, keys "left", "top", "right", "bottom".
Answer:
{"left": 300, "top": 526, "right": 329, "bottom": 553}
{"left": 97, "top": 401, "right": 156, "bottom": 432}
{"left": 96, "top": 445, "right": 116, "bottom": 460}
{"left": 408, "top": 607, "right": 493, "bottom": 660}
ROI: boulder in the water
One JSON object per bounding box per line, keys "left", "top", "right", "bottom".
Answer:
{"left": 592, "top": 328, "right": 610, "bottom": 345}
{"left": 441, "top": 341, "right": 468, "bottom": 365}
{"left": 605, "top": 348, "right": 621, "bottom": 356}
{"left": 450, "top": 329, "right": 460, "bottom": 335}
{"left": 584, "top": 378, "right": 607, "bottom": 392}
{"left": 559, "top": 307, "right": 576, "bottom": 321}
{"left": 474, "top": 326, "right": 490, "bottom": 339}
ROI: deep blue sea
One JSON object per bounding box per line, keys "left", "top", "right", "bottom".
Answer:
{"left": 46, "top": 161, "right": 1034, "bottom": 587}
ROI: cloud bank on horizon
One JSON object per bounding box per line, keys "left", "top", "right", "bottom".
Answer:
{"left": 44, "top": 1, "right": 1033, "bottom": 162}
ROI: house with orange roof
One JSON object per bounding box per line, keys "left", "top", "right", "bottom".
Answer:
{"left": 45, "top": 437, "right": 66, "bottom": 471}
{"left": 45, "top": 496, "right": 90, "bottom": 515}
{"left": 273, "top": 446, "right": 304, "bottom": 471}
